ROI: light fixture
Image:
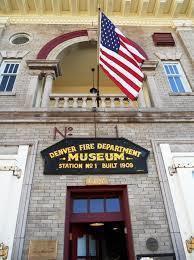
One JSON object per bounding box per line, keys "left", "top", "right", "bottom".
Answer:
{"left": 90, "top": 68, "right": 98, "bottom": 94}
{"left": 113, "top": 227, "right": 119, "bottom": 230}
{"left": 90, "top": 87, "right": 98, "bottom": 94}
{"left": 89, "top": 222, "right": 104, "bottom": 227}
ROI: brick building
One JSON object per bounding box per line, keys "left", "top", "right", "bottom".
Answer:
{"left": 0, "top": 1, "right": 194, "bottom": 260}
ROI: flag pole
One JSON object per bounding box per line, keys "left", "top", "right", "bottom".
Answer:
{"left": 96, "top": 7, "right": 101, "bottom": 108}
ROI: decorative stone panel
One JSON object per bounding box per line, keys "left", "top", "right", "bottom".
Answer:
{"left": 0, "top": 50, "right": 29, "bottom": 59}
{"left": 154, "top": 52, "right": 182, "bottom": 60}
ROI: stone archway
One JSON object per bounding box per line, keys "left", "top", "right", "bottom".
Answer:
{"left": 37, "top": 30, "right": 93, "bottom": 60}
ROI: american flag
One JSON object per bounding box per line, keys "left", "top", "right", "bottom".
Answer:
{"left": 99, "top": 12, "right": 147, "bottom": 100}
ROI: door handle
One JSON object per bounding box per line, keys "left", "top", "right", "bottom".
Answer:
{"left": 0, "top": 242, "right": 9, "bottom": 260}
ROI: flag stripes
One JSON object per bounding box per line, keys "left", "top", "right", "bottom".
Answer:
{"left": 99, "top": 12, "right": 147, "bottom": 100}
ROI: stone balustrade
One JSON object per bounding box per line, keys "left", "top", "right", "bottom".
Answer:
{"left": 49, "top": 94, "right": 138, "bottom": 109}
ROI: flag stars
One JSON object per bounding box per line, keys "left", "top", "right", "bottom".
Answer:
{"left": 101, "top": 15, "right": 120, "bottom": 52}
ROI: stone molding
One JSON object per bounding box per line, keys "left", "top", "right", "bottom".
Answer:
{"left": 26, "top": 59, "right": 61, "bottom": 77}
{"left": 87, "top": 28, "right": 98, "bottom": 41}
{"left": 2, "top": 15, "right": 194, "bottom": 27}
{"left": 0, "top": 110, "right": 193, "bottom": 123}
{"left": 142, "top": 60, "right": 158, "bottom": 71}
{"left": 37, "top": 30, "right": 88, "bottom": 59}
{"left": 172, "top": 19, "right": 193, "bottom": 31}
{"left": 0, "top": 17, "right": 9, "bottom": 27}
{"left": 0, "top": 50, "right": 29, "bottom": 59}
{"left": 47, "top": 35, "right": 89, "bottom": 60}
{"left": 154, "top": 52, "right": 182, "bottom": 60}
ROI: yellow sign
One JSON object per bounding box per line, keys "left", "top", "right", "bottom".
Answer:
{"left": 41, "top": 138, "right": 149, "bottom": 175}
{"left": 86, "top": 176, "right": 109, "bottom": 185}
{"left": 28, "top": 240, "right": 58, "bottom": 260}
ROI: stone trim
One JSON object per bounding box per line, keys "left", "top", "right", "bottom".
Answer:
{"left": 154, "top": 52, "right": 182, "bottom": 60}
{"left": 0, "top": 141, "right": 38, "bottom": 260}
{"left": 169, "top": 92, "right": 194, "bottom": 96}
{"left": 0, "top": 17, "right": 9, "bottom": 27}
{"left": 36, "top": 30, "right": 88, "bottom": 59}
{"left": 0, "top": 50, "right": 29, "bottom": 59}
{"left": 2, "top": 16, "right": 194, "bottom": 27}
{"left": 0, "top": 91, "right": 16, "bottom": 96}
{"left": 26, "top": 59, "right": 61, "bottom": 77}
{"left": 151, "top": 139, "right": 194, "bottom": 260}
{"left": 0, "top": 109, "right": 194, "bottom": 123}
{"left": 47, "top": 35, "right": 89, "bottom": 60}
{"left": 142, "top": 60, "right": 158, "bottom": 71}
{"left": 172, "top": 20, "right": 193, "bottom": 31}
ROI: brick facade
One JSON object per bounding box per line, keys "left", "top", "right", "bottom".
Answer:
{"left": 0, "top": 20, "right": 194, "bottom": 260}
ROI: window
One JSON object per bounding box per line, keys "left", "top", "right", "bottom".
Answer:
{"left": 10, "top": 33, "right": 30, "bottom": 45}
{"left": 0, "top": 60, "right": 20, "bottom": 92}
{"left": 152, "top": 33, "right": 175, "bottom": 46}
{"left": 163, "top": 62, "right": 191, "bottom": 93}
{"left": 73, "top": 197, "right": 121, "bottom": 214}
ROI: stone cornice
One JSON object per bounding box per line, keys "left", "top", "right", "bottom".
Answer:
{"left": 0, "top": 15, "right": 194, "bottom": 27}
{"left": 0, "top": 109, "right": 194, "bottom": 123}
{"left": 26, "top": 59, "right": 61, "bottom": 77}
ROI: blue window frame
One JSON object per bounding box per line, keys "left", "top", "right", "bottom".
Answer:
{"left": 0, "top": 60, "right": 20, "bottom": 92}
{"left": 163, "top": 62, "right": 191, "bottom": 93}
{"left": 73, "top": 199, "right": 87, "bottom": 213}
{"left": 73, "top": 197, "right": 121, "bottom": 213}
{"left": 106, "top": 198, "right": 120, "bottom": 212}
{"left": 89, "top": 199, "right": 104, "bottom": 213}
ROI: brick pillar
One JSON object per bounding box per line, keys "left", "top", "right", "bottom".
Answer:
{"left": 146, "top": 72, "right": 163, "bottom": 108}
{"left": 41, "top": 73, "right": 54, "bottom": 107}
{"left": 0, "top": 23, "right": 6, "bottom": 37}
{"left": 174, "top": 21, "right": 194, "bottom": 64}
{"left": 24, "top": 73, "right": 41, "bottom": 107}
{"left": 137, "top": 88, "right": 146, "bottom": 108}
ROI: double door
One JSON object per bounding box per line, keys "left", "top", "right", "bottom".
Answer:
{"left": 64, "top": 186, "right": 135, "bottom": 260}
{"left": 71, "top": 222, "right": 128, "bottom": 260}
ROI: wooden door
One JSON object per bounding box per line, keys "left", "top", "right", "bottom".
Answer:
{"left": 71, "top": 224, "right": 98, "bottom": 260}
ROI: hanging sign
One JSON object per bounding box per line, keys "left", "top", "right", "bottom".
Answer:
{"left": 41, "top": 138, "right": 149, "bottom": 175}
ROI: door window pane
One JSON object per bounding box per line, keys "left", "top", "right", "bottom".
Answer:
{"left": 89, "top": 235, "right": 96, "bottom": 256}
{"left": 73, "top": 199, "right": 87, "bottom": 213}
{"left": 90, "top": 199, "right": 104, "bottom": 213}
{"left": 106, "top": 198, "right": 120, "bottom": 212}
{"left": 77, "top": 235, "right": 86, "bottom": 256}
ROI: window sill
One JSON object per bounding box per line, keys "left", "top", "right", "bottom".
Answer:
{"left": 0, "top": 91, "right": 16, "bottom": 96}
{"left": 169, "top": 92, "right": 194, "bottom": 96}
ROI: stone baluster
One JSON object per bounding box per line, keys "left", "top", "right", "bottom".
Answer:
{"left": 101, "top": 97, "right": 106, "bottom": 108}
{"left": 54, "top": 97, "right": 59, "bottom": 108}
{"left": 63, "top": 97, "right": 68, "bottom": 108}
{"left": 120, "top": 97, "right": 125, "bottom": 108}
{"left": 73, "top": 97, "right": 78, "bottom": 108}
{"left": 110, "top": 97, "right": 115, "bottom": 108}
{"left": 82, "top": 97, "right": 87, "bottom": 108}
{"left": 91, "top": 96, "right": 96, "bottom": 107}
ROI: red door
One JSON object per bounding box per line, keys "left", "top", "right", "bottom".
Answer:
{"left": 71, "top": 223, "right": 100, "bottom": 260}
{"left": 64, "top": 186, "right": 135, "bottom": 260}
